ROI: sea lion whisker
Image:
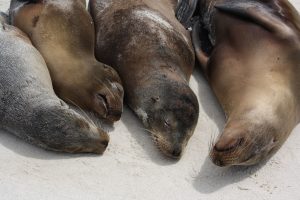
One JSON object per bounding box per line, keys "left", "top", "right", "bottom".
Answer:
{"left": 105, "top": 78, "right": 118, "bottom": 100}
{"left": 65, "top": 97, "right": 97, "bottom": 128}
{"left": 138, "top": 127, "right": 158, "bottom": 138}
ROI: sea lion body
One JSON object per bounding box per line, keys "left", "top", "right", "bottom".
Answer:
{"left": 0, "top": 15, "right": 109, "bottom": 154}
{"left": 9, "top": 0, "right": 124, "bottom": 122}
{"left": 89, "top": 0, "right": 199, "bottom": 158}
{"left": 191, "top": 0, "right": 300, "bottom": 166}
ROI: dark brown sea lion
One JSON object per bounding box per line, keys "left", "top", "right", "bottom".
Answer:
{"left": 89, "top": 0, "right": 199, "bottom": 159}
{"left": 182, "top": 0, "right": 300, "bottom": 166}
{"left": 9, "top": 0, "right": 124, "bottom": 122}
{"left": 0, "top": 12, "right": 109, "bottom": 154}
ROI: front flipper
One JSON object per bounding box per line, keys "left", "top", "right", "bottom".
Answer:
{"left": 215, "top": 0, "right": 296, "bottom": 39}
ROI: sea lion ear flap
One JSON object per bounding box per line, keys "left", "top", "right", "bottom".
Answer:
{"left": 214, "top": 1, "right": 294, "bottom": 38}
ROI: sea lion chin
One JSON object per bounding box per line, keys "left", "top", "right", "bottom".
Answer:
{"left": 9, "top": 0, "right": 124, "bottom": 122}
{"left": 187, "top": 0, "right": 300, "bottom": 166}
{"left": 89, "top": 0, "right": 199, "bottom": 159}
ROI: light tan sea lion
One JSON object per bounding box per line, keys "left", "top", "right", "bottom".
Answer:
{"left": 9, "top": 0, "right": 124, "bottom": 122}
{"left": 89, "top": 0, "right": 199, "bottom": 159}
{"left": 189, "top": 0, "right": 300, "bottom": 166}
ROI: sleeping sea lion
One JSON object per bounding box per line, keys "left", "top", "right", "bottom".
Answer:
{"left": 179, "top": 0, "right": 300, "bottom": 166}
{"left": 89, "top": 0, "right": 199, "bottom": 159}
{"left": 9, "top": 0, "right": 124, "bottom": 122}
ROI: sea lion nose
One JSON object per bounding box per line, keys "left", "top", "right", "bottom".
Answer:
{"left": 214, "top": 137, "right": 244, "bottom": 152}
{"left": 91, "top": 128, "right": 109, "bottom": 154}
{"left": 172, "top": 146, "right": 182, "bottom": 158}
{"left": 101, "top": 140, "right": 109, "bottom": 148}
{"left": 107, "top": 109, "right": 122, "bottom": 121}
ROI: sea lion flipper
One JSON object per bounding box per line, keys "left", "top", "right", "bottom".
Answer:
{"left": 214, "top": 1, "right": 295, "bottom": 38}
{"left": 192, "top": 19, "right": 209, "bottom": 73}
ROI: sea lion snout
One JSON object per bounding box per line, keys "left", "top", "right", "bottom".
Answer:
{"left": 210, "top": 119, "right": 281, "bottom": 166}
{"left": 171, "top": 145, "right": 183, "bottom": 158}
{"left": 138, "top": 83, "right": 199, "bottom": 159}
{"left": 93, "top": 79, "right": 124, "bottom": 122}
{"left": 63, "top": 118, "right": 110, "bottom": 154}
{"left": 152, "top": 132, "right": 184, "bottom": 159}
{"left": 89, "top": 128, "right": 110, "bottom": 154}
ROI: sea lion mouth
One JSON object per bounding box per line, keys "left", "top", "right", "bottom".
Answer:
{"left": 210, "top": 136, "right": 250, "bottom": 166}
{"left": 211, "top": 137, "right": 278, "bottom": 166}
{"left": 54, "top": 115, "right": 110, "bottom": 155}
{"left": 151, "top": 132, "right": 184, "bottom": 159}
{"left": 240, "top": 138, "right": 278, "bottom": 165}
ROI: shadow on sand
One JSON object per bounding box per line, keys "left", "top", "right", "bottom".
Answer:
{"left": 193, "top": 156, "right": 269, "bottom": 193}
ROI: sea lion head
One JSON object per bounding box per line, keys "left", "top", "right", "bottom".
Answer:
{"left": 134, "top": 79, "right": 199, "bottom": 159}
{"left": 63, "top": 117, "right": 110, "bottom": 154}
{"left": 31, "top": 102, "right": 110, "bottom": 154}
{"left": 83, "top": 62, "right": 124, "bottom": 123}
{"left": 210, "top": 119, "right": 284, "bottom": 166}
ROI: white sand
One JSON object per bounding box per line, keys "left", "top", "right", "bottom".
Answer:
{"left": 0, "top": 0, "right": 300, "bottom": 199}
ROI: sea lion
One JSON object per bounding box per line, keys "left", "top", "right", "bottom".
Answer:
{"left": 179, "top": 0, "right": 300, "bottom": 166}
{"left": 9, "top": 0, "right": 124, "bottom": 122}
{"left": 89, "top": 0, "right": 199, "bottom": 159}
{"left": 0, "top": 13, "right": 109, "bottom": 154}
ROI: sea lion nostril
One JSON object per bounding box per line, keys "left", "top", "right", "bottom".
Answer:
{"left": 214, "top": 138, "right": 244, "bottom": 152}
{"left": 172, "top": 147, "right": 182, "bottom": 157}
{"left": 109, "top": 109, "right": 122, "bottom": 117}
{"left": 214, "top": 159, "right": 224, "bottom": 167}
{"left": 101, "top": 140, "right": 109, "bottom": 148}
